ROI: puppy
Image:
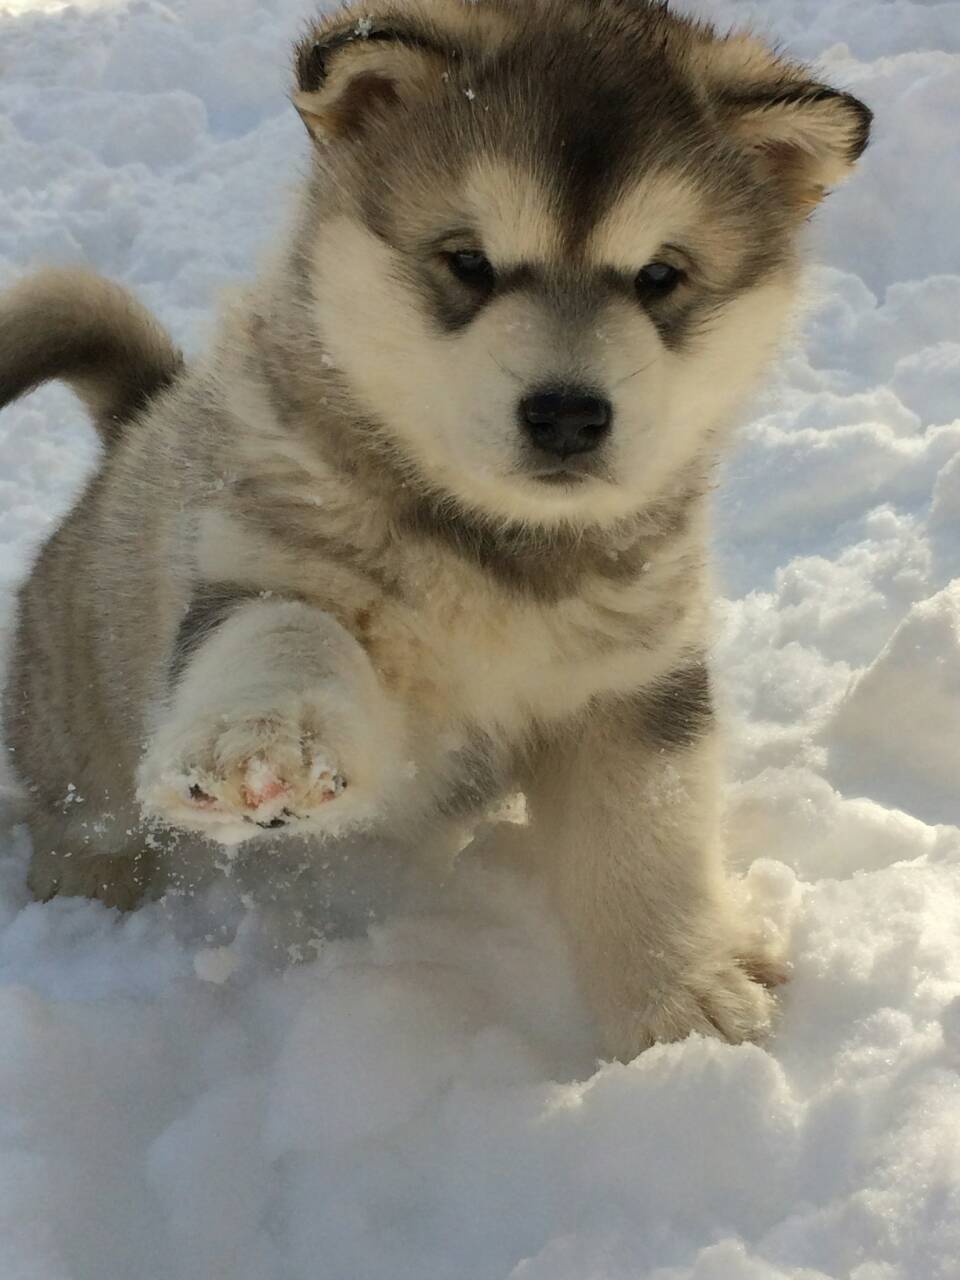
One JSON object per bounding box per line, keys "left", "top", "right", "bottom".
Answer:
{"left": 0, "top": 0, "right": 870, "bottom": 1059}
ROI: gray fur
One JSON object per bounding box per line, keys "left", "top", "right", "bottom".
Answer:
{"left": 433, "top": 729, "right": 507, "bottom": 820}
{"left": 170, "top": 583, "right": 269, "bottom": 686}
{"left": 621, "top": 660, "right": 714, "bottom": 752}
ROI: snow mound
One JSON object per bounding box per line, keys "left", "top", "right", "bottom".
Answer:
{"left": 1, "top": 1, "right": 959, "bottom": 1277}
{"left": 826, "top": 583, "right": 960, "bottom": 824}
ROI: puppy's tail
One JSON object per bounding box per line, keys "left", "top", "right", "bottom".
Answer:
{"left": 0, "top": 268, "right": 183, "bottom": 446}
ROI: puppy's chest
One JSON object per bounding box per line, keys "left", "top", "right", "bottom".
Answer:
{"left": 363, "top": 560, "right": 679, "bottom": 737}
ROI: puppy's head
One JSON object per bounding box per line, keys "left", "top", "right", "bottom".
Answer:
{"left": 292, "top": 0, "right": 871, "bottom": 528}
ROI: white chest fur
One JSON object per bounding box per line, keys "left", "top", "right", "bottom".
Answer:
{"left": 365, "top": 547, "right": 701, "bottom": 744}
{"left": 195, "top": 504, "right": 705, "bottom": 752}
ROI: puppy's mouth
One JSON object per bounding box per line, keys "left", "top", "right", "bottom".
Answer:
{"left": 512, "top": 446, "right": 608, "bottom": 492}
{"left": 529, "top": 468, "right": 590, "bottom": 486}
{"left": 524, "top": 452, "right": 605, "bottom": 485}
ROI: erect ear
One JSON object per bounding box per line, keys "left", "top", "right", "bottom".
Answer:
{"left": 293, "top": 18, "right": 449, "bottom": 142}
{"left": 700, "top": 36, "right": 872, "bottom": 209}
{"left": 719, "top": 81, "right": 872, "bottom": 202}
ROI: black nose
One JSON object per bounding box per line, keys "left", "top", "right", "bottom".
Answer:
{"left": 519, "top": 389, "right": 612, "bottom": 459}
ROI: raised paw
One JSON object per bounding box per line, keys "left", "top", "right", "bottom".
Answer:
{"left": 137, "top": 712, "right": 350, "bottom": 845}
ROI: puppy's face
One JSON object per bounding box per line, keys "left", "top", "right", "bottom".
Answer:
{"left": 297, "top": 3, "right": 870, "bottom": 529}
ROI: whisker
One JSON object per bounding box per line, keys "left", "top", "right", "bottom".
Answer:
{"left": 488, "top": 351, "right": 524, "bottom": 384}
{"left": 613, "top": 357, "right": 658, "bottom": 389}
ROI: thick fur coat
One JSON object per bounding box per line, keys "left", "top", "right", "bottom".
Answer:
{"left": 0, "top": 0, "right": 870, "bottom": 1059}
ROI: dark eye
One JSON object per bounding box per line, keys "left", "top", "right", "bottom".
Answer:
{"left": 445, "top": 249, "right": 495, "bottom": 291}
{"left": 635, "top": 261, "right": 683, "bottom": 299}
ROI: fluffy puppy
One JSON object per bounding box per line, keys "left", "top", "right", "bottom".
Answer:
{"left": 0, "top": 0, "right": 870, "bottom": 1059}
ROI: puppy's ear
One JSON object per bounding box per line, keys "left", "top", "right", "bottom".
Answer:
{"left": 294, "top": 19, "right": 448, "bottom": 142}
{"left": 720, "top": 81, "right": 872, "bottom": 203}
{"left": 701, "top": 36, "right": 872, "bottom": 208}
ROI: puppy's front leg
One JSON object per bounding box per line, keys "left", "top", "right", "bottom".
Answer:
{"left": 524, "top": 667, "right": 779, "bottom": 1061}
{"left": 138, "top": 593, "right": 405, "bottom": 845}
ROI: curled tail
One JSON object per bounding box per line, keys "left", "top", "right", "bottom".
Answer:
{"left": 0, "top": 268, "right": 183, "bottom": 446}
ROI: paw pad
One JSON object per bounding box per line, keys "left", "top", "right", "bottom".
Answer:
{"left": 141, "top": 725, "right": 349, "bottom": 845}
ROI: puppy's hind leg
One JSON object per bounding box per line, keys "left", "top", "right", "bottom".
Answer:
{"left": 26, "top": 814, "right": 156, "bottom": 912}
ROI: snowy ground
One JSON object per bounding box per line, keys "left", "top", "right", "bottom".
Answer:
{"left": 1, "top": 1, "right": 959, "bottom": 1277}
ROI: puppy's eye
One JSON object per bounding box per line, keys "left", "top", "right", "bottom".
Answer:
{"left": 635, "top": 261, "right": 683, "bottom": 299}
{"left": 445, "top": 249, "right": 495, "bottom": 291}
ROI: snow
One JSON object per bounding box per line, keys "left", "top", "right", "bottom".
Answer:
{"left": 0, "top": 0, "right": 958, "bottom": 1276}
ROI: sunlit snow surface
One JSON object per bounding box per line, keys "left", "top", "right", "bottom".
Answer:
{"left": 1, "top": 2, "right": 959, "bottom": 1277}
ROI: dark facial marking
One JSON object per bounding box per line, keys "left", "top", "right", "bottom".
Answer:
{"left": 644, "top": 295, "right": 715, "bottom": 351}
{"left": 409, "top": 256, "right": 536, "bottom": 335}
{"left": 533, "top": 40, "right": 705, "bottom": 248}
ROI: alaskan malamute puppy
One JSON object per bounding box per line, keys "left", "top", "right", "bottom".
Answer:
{"left": 0, "top": 0, "right": 870, "bottom": 1059}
